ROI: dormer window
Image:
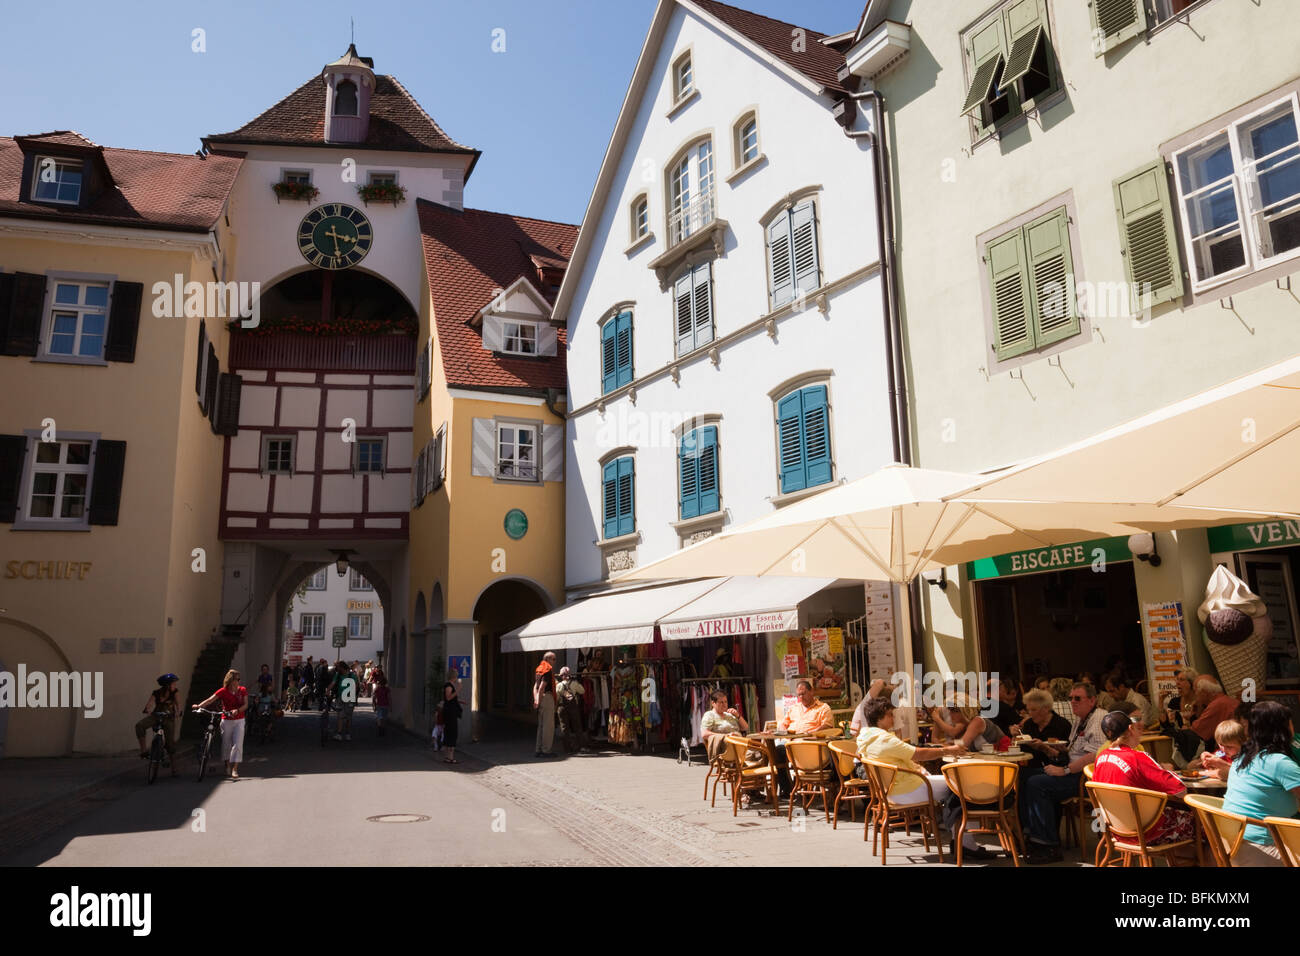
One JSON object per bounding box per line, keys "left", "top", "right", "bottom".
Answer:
{"left": 673, "top": 52, "right": 693, "bottom": 102}
{"left": 503, "top": 321, "right": 538, "bottom": 355}
{"left": 32, "top": 157, "right": 83, "bottom": 205}
{"left": 335, "top": 80, "right": 359, "bottom": 116}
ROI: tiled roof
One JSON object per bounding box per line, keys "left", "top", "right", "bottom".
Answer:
{"left": 692, "top": 0, "right": 850, "bottom": 94}
{"left": 15, "top": 130, "right": 100, "bottom": 148}
{"left": 204, "top": 73, "right": 478, "bottom": 157}
{"left": 417, "top": 199, "right": 577, "bottom": 392}
{"left": 0, "top": 137, "right": 242, "bottom": 233}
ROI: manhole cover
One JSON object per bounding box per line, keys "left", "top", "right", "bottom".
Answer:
{"left": 367, "top": 813, "right": 430, "bottom": 824}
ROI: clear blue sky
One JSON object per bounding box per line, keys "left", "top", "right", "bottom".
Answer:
{"left": 8, "top": 0, "right": 861, "bottom": 225}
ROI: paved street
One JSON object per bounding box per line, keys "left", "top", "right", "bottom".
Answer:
{"left": 0, "top": 703, "right": 1075, "bottom": 867}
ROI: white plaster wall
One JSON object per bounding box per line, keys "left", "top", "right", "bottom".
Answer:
{"left": 321, "top": 475, "right": 363, "bottom": 512}
{"left": 369, "top": 474, "right": 409, "bottom": 512}
{"left": 295, "top": 431, "right": 316, "bottom": 472}
{"left": 564, "top": 6, "right": 893, "bottom": 587}
{"left": 280, "top": 388, "right": 321, "bottom": 427}
{"left": 226, "top": 474, "right": 269, "bottom": 512}
{"left": 326, "top": 390, "right": 367, "bottom": 427}
{"left": 239, "top": 386, "right": 276, "bottom": 426}
{"left": 372, "top": 390, "right": 411, "bottom": 427}
{"left": 273, "top": 476, "right": 314, "bottom": 512}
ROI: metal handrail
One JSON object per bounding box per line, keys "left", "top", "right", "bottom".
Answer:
{"left": 668, "top": 187, "right": 716, "bottom": 246}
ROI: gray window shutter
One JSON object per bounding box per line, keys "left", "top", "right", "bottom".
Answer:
{"left": 471, "top": 418, "right": 495, "bottom": 476}
{"left": 960, "top": 19, "right": 1006, "bottom": 118}
{"left": 1113, "top": 161, "right": 1184, "bottom": 311}
{"left": 791, "top": 201, "right": 820, "bottom": 297}
{"left": 1089, "top": 0, "right": 1147, "bottom": 56}
{"left": 986, "top": 228, "right": 1035, "bottom": 360}
{"left": 692, "top": 263, "right": 712, "bottom": 349}
{"left": 1025, "top": 208, "right": 1080, "bottom": 347}
{"left": 674, "top": 272, "right": 694, "bottom": 355}
{"left": 414, "top": 446, "right": 427, "bottom": 506}
{"left": 542, "top": 424, "right": 564, "bottom": 482}
{"left": 768, "top": 212, "right": 794, "bottom": 307}
{"left": 482, "top": 315, "right": 504, "bottom": 352}
{"left": 418, "top": 343, "right": 431, "bottom": 400}
{"left": 536, "top": 322, "right": 559, "bottom": 356}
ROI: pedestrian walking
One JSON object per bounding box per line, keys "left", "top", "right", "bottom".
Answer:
{"left": 555, "top": 666, "right": 588, "bottom": 752}
{"left": 192, "top": 669, "right": 248, "bottom": 779}
{"left": 440, "top": 682, "right": 463, "bottom": 764}
{"left": 300, "top": 657, "right": 315, "bottom": 710}
{"left": 332, "top": 661, "right": 357, "bottom": 740}
{"left": 315, "top": 660, "right": 329, "bottom": 710}
{"left": 373, "top": 674, "right": 390, "bottom": 736}
{"left": 533, "top": 651, "right": 557, "bottom": 758}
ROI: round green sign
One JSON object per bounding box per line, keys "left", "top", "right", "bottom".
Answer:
{"left": 504, "top": 508, "right": 528, "bottom": 540}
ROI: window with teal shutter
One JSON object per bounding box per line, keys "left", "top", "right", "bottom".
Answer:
{"left": 679, "top": 426, "right": 719, "bottom": 519}
{"left": 603, "top": 456, "right": 635, "bottom": 538}
{"left": 777, "top": 386, "right": 833, "bottom": 495}
{"left": 601, "top": 310, "right": 634, "bottom": 394}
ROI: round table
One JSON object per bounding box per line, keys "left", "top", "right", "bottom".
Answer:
{"left": 942, "top": 751, "right": 1033, "bottom": 764}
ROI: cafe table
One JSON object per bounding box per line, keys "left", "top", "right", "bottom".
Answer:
{"left": 1167, "top": 774, "right": 1227, "bottom": 866}
{"left": 743, "top": 731, "right": 837, "bottom": 807}
{"left": 942, "top": 750, "right": 1033, "bottom": 765}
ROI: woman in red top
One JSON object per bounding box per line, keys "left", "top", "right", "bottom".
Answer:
{"left": 1093, "top": 710, "right": 1194, "bottom": 847}
{"left": 194, "top": 669, "right": 248, "bottom": 779}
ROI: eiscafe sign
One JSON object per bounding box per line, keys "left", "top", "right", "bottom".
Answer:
{"left": 660, "top": 609, "right": 799, "bottom": 641}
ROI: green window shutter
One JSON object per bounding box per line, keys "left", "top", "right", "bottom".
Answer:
{"left": 777, "top": 392, "right": 805, "bottom": 494}
{"left": 616, "top": 457, "right": 635, "bottom": 537}
{"left": 601, "top": 318, "right": 617, "bottom": 393}
{"left": 791, "top": 201, "right": 820, "bottom": 296}
{"left": 1001, "top": 0, "right": 1044, "bottom": 88}
{"left": 679, "top": 431, "right": 700, "bottom": 520}
{"left": 615, "top": 311, "right": 634, "bottom": 387}
{"left": 1024, "top": 208, "right": 1080, "bottom": 347}
{"left": 1089, "top": 0, "right": 1147, "bottom": 56}
{"left": 1113, "top": 160, "right": 1185, "bottom": 311}
{"left": 768, "top": 211, "right": 794, "bottom": 306}
{"left": 801, "top": 386, "right": 832, "bottom": 489}
{"left": 602, "top": 461, "right": 618, "bottom": 539}
{"left": 960, "top": 19, "right": 1006, "bottom": 118}
{"left": 986, "top": 229, "right": 1035, "bottom": 360}
{"left": 698, "top": 426, "right": 719, "bottom": 515}
{"left": 675, "top": 271, "right": 694, "bottom": 355}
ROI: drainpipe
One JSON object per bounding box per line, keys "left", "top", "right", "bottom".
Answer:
{"left": 543, "top": 387, "right": 565, "bottom": 420}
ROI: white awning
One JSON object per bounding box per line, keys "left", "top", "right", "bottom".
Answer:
{"left": 658, "top": 576, "right": 836, "bottom": 641}
{"left": 499, "top": 578, "right": 725, "bottom": 653}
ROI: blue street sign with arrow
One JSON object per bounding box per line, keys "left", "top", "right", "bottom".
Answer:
{"left": 449, "top": 656, "right": 471, "bottom": 681}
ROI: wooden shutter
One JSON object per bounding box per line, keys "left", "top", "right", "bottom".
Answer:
{"left": 616, "top": 457, "right": 635, "bottom": 537}
{"left": 482, "top": 315, "right": 504, "bottom": 352}
{"left": 88, "top": 439, "right": 126, "bottom": 526}
{"left": 615, "top": 311, "right": 634, "bottom": 388}
{"left": 601, "top": 318, "right": 618, "bottom": 393}
{"left": 215, "top": 373, "right": 243, "bottom": 436}
{"left": 791, "top": 201, "right": 820, "bottom": 296}
{"left": 1025, "top": 208, "right": 1080, "bottom": 347}
{"left": 777, "top": 391, "right": 806, "bottom": 494}
{"left": 542, "top": 424, "right": 564, "bottom": 482}
{"left": 203, "top": 346, "right": 219, "bottom": 422}
{"left": 698, "top": 426, "right": 719, "bottom": 515}
{"left": 960, "top": 20, "right": 1006, "bottom": 118}
{"left": 431, "top": 427, "right": 446, "bottom": 491}
{"left": 1114, "top": 161, "right": 1185, "bottom": 310}
{"left": 679, "top": 432, "right": 700, "bottom": 520}
{"left": 1000, "top": 0, "right": 1044, "bottom": 88}
{"left": 413, "top": 445, "right": 427, "bottom": 506}
{"left": 675, "top": 272, "right": 694, "bottom": 355}
{"left": 1090, "top": 0, "right": 1147, "bottom": 56}
{"left": 103, "top": 280, "right": 143, "bottom": 363}
{"left": 0, "top": 434, "right": 27, "bottom": 523}
{"left": 768, "top": 211, "right": 794, "bottom": 307}
{"left": 418, "top": 342, "right": 431, "bottom": 400}
{"left": 0, "top": 274, "right": 13, "bottom": 353}
{"left": 470, "top": 418, "right": 495, "bottom": 476}
{"left": 691, "top": 263, "right": 712, "bottom": 349}
{"left": 2, "top": 272, "right": 46, "bottom": 356}
{"left": 602, "top": 461, "right": 619, "bottom": 539}
{"left": 801, "top": 387, "right": 832, "bottom": 488}
{"left": 195, "top": 321, "right": 207, "bottom": 397}
{"left": 986, "top": 229, "right": 1035, "bottom": 360}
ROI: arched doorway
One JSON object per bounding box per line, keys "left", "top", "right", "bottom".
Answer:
{"left": 0, "top": 619, "right": 77, "bottom": 757}
{"left": 275, "top": 560, "right": 389, "bottom": 680}
{"left": 256, "top": 267, "right": 417, "bottom": 333}
{"left": 473, "top": 578, "right": 552, "bottom": 716}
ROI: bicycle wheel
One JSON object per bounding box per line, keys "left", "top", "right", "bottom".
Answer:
{"left": 197, "top": 730, "right": 211, "bottom": 781}
{"left": 148, "top": 734, "right": 163, "bottom": 784}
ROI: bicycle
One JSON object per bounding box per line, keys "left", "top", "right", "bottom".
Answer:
{"left": 194, "top": 708, "right": 224, "bottom": 781}
{"left": 145, "top": 709, "right": 173, "bottom": 784}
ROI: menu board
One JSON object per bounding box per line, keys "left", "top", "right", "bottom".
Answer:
{"left": 865, "top": 582, "right": 898, "bottom": 682}
{"left": 1142, "top": 601, "right": 1189, "bottom": 710}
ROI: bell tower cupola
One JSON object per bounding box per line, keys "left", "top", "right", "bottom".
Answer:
{"left": 322, "top": 43, "right": 375, "bottom": 144}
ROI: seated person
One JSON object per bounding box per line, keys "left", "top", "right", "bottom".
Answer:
{"left": 1188, "top": 718, "right": 1245, "bottom": 781}
{"left": 848, "top": 678, "right": 888, "bottom": 735}
{"left": 1096, "top": 701, "right": 1146, "bottom": 757}
{"left": 1190, "top": 675, "right": 1239, "bottom": 749}
{"left": 1104, "top": 673, "right": 1152, "bottom": 726}
{"left": 929, "top": 695, "right": 1007, "bottom": 752}
{"left": 1049, "top": 677, "right": 1078, "bottom": 728}
{"left": 1021, "top": 682, "right": 1107, "bottom": 864}
{"left": 986, "top": 677, "right": 1023, "bottom": 736}
{"left": 1010, "top": 688, "right": 1072, "bottom": 770}
{"left": 701, "top": 690, "right": 749, "bottom": 759}
{"left": 856, "top": 697, "right": 990, "bottom": 858}
{"left": 1092, "top": 711, "right": 1195, "bottom": 853}
{"left": 780, "top": 680, "right": 835, "bottom": 735}
{"left": 1221, "top": 700, "right": 1300, "bottom": 867}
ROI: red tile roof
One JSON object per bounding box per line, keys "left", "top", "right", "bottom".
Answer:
{"left": 692, "top": 0, "right": 851, "bottom": 94}
{"left": 0, "top": 137, "right": 242, "bottom": 232}
{"left": 417, "top": 199, "right": 577, "bottom": 392}
{"left": 205, "top": 73, "right": 478, "bottom": 160}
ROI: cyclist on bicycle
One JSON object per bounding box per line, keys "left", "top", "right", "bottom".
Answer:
{"left": 332, "top": 660, "right": 358, "bottom": 741}
{"left": 135, "top": 674, "right": 182, "bottom": 776}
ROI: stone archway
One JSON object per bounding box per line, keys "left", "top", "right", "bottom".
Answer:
{"left": 0, "top": 619, "right": 77, "bottom": 757}
{"left": 274, "top": 559, "right": 392, "bottom": 678}
{"left": 472, "top": 578, "right": 553, "bottom": 717}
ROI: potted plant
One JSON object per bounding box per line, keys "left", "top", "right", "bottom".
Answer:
{"left": 272, "top": 181, "right": 320, "bottom": 203}
{"left": 357, "top": 182, "right": 407, "bottom": 206}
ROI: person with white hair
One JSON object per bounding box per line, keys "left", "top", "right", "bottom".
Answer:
{"left": 1191, "top": 674, "right": 1237, "bottom": 748}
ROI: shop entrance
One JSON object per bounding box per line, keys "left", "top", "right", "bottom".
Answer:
{"left": 975, "top": 562, "right": 1146, "bottom": 689}
{"left": 1236, "top": 547, "right": 1300, "bottom": 688}
{"left": 476, "top": 579, "right": 551, "bottom": 717}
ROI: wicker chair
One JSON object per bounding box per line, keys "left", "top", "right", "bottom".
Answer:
{"left": 1087, "top": 781, "right": 1193, "bottom": 866}
{"left": 1060, "top": 771, "right": 1093, "bottom": 857}
{"left": 786, "top": 739, "right": 835, "bottom": 823}
{"left": 827, "top": 739, "right": 873, "bottom": 828}
{"left": 1185, "top": 794, "right": 1252, "bottom": 867}
{"left": 941, "top": 760, "right": 1023, "bottom": 866}
{"left": 706, "top": 736, "right": 738, "bottom": 806}
{"left": 724, "top": 735, "right": 778, "bottom": 816}
{"left": 861, "top": 757, "right": 944, "bottom": 865}
{"left": 1263, "top": 815, "right": 1300, "bottom": 867}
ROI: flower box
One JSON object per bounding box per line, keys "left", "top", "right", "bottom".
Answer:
{"left": 272, "top": 181, "right": 320, "bottom": 203}
{"left": 356, "top": 182, "right": 407, "bottom": 206}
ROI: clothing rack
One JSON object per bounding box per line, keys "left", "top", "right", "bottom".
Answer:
{"left": 610, "top": 657, "right": 698, "bottom": 751}
{"left": 681, "top": 675, "right": 762, "bottom": 747}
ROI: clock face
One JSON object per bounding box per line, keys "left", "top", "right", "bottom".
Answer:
{"left": 297, "top": 203, "right": 373, "bottom": 270}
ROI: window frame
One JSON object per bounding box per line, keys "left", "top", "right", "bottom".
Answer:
{"left": 501, "top": 320, "right": 539, "bottom": 356}
{"left": 496, "top": 420, "right": 540, "bottom": 483}
{"left": 600, "top": 453, "right": 637, "bottom": 541}
{"left": 1170, "top": 92, "right": 1300, "bottom": 294}
{"left": 672, "top": 261, "right": 714, "bottom": 358}
{"left": 763, "top": 196, "right": 823, "bottom": 310}
{"left": 334, "top": 79, "right": 359, "bottom": 116}
{"left": 39, "top": 275, "right": 112, "bottom": 365}
{"left": 353, "top": 436, "right": 386, "bottom": 475}
{"left": 678, "top": 425, "right": 721, "bottom": 520}
{"left": 959, "top": 0, "right": 1062, "bottom": 145}
{"left": 773, "top": 384, "right": 835, "bottom": 498}
{"left": 672, "top": 50, "right": 694, "bottom": 102}
{"left": 305, "top": 568, "right": 328, "bottom": 591}
{"left": 15, "top": 432, "right": 97, "bottom": 529}
{"left": 600, "top": 307, "right": 635, "bottom": 394}
{"left": 349, "top": 569, "right": 374, "bottom": 591}
{"left": 300, "top": 613, "right": 326, "bottom": 639}
{"left": 281, "top": 169, "right": 313, "bottom": 186}
{"left": 630, "top": 194, "right": 650, "bottom": 245}
{"left": 666, "top": 136, "right": 716, "bottom": 245}
{"left": 30, "top": 156, "right": 84, "bottom": 205}
{"left": 261, "top": 435, "right": 296, "bottom": 476}
{"left": 733, "top": 109, "right": 761, "bottom": 170}
{"left": 367, "top": 171, "right": 398, "bottom": 187}
{"left": 348, "top": 613, "right": 373, "bottom": 640}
